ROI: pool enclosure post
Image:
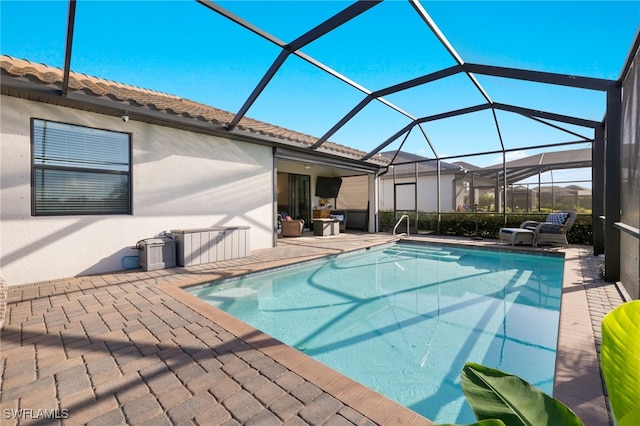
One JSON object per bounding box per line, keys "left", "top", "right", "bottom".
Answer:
{"left": 593, "top": 125, "right": 605, "bottom": 256}
{"left": 369, "top": 172, "right": 379, "bottom": 233}
{"left": 437, "top": 160, "right": 441, "bottom": 234}
{"left": 273, "top": 150, "right": 279, "bottom": 246}
{"left": 414, "top": 162, "right": 419, "bottom": 232}
{"left": 604, "top": 85, "right": 622, "bottom": 282}
{"left": 502, "top": 152, "right": 508, "bottom": 217}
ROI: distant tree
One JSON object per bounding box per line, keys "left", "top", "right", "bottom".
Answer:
{"left": 479, "top": 193, "right": 495, "bottom": 211}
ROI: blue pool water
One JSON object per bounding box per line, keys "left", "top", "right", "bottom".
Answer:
{"left": 189, "top": 243, "right": 564, "bottom": 424}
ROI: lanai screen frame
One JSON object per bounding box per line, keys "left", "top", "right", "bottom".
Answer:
{"left": 56, "top": 0, "right": 629, "bottom": 280}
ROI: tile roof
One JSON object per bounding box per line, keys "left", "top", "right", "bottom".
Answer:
{"left": 0, "top": 55, "right": 387, "bottom": 166}
{"left": 379, "top": 150, "right": 464, "bottom": 176}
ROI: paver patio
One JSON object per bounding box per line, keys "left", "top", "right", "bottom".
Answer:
{"left": 0, "top": 233, "right": 627, "bottom": 425}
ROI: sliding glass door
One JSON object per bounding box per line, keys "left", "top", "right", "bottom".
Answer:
{"left": 288, "top": 173, "right": 310, "bottom": 226}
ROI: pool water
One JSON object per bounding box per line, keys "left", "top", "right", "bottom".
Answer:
{"left": 189, "top": 243, "right": 564, "bottom": 424}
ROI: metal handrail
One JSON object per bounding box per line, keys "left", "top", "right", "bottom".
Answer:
{"left": 601, "top": 215, "right": 640, "bottom": 239}
{"left": 614, "top": 222, "right": 640, "bottom": 239}
{"left": 393, "top": 214, "right": 410, "bottom": 237}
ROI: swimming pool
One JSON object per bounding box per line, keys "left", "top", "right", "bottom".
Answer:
{"left": 189, "top": 242, "right": 564, "bottom": 424}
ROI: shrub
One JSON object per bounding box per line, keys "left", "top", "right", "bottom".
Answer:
{"left": 379, "top": 210, "right": 593, "bottom": 245}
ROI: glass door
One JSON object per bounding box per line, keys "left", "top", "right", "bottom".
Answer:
{"left": 289, "top": 173, "right": 310, "bottom": 227}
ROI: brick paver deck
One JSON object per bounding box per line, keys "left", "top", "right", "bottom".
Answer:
{"left": 0, "top": 233, "right": 628, "bottom": 425}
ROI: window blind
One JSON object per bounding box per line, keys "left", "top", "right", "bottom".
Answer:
{"left": 32, "top": 119, "right": 131, "bottom": 215}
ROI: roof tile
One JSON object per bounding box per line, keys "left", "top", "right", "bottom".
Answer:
{"left": 1, "top": 55, "right": 387, "bottom": 165}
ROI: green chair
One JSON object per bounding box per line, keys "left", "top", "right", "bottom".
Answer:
{"left": 601, "top": 300, "right": 640, "bottom": 426}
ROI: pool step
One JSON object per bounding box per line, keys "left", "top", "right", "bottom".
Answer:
{"left": 384, "top": 246, "right": 461, "bottom": 262}
{"left": 384, "top": 247, "right": 448, "bottom": 256}
{"left": 386, "top": 250, "right": 460, "bottom": 262}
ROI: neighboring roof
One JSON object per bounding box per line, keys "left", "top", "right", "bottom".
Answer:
{"left": 565, "top": 184, "right": 591, "bottom": 192}
{"left": 472, "top": 147, "right": 592, "bottom": 182}
{"left": 379, "top": 147, "right": 592, "bottom": 183}
{"left": 509, "top": 184, "right": 592, "bottom": 195}
{"left": 450, "top": 161, "right": 482, "bottom": 171}
{"left": 493, "top": 148, "right": 591, "bottom": 170}
{"left": 0, "top": 55, "right": 388, "bottom": 167}
{"left": 379, "top": 150, "right": 464, "bottom": 177}
{"left": 538, "top": 185, "right": 592, "bottom": 195}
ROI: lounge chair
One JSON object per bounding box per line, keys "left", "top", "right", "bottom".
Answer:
{"left": 500, "top": 211, "right": 577, "bottom": 247}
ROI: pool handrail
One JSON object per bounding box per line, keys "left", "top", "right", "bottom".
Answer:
{"left": 393, "top": 214, "right": 410, "bottom": 238}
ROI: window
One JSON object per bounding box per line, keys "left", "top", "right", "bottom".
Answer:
{"left": 32, "top": 119, "right": 131, "bottom": 215}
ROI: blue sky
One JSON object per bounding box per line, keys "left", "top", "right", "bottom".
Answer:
{"left": 2, "top": 1, "right": 639, "bottom": 175}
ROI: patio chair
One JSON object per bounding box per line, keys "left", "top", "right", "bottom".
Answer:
{"left": 523, "top": 211, "right": 577, "bottom": 247}
{"left": 330, "top": 210, "right": 347, "bottom": 232}
{"left": 499, "top": 211, "right": 577, "bottom": 247}
{"left": 280, "top": 218, "right": 305, "bottom": 237}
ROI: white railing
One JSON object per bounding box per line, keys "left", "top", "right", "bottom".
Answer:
{"left": 393, "top": 214, "right": 410, "bottom": 237}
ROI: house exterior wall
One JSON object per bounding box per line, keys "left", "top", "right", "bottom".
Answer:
{"left": 0, "top": 96, "right": 274, "bottom": 286}
{"left": 379, "top": 175, "right": 455, "bottom": 212}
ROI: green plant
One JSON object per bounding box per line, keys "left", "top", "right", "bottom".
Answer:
{"left": 451, "top": 362, "right": 583, "bottom": 426}
{"left": 601, "top": 300, "right": 640, "bottom": 426}
{"left": 429, "top": 303, "right": 637, "bottom": 426}
{"left": 438, "top": 420, "right": 506, "bottom": 426}
{"left": 378, "top": 210, "right": 593, "bottom": 245}
{"left": 478, "top": 194, "right": 495, "bottom": 211}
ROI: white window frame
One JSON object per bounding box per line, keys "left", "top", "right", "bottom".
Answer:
{"left": 31, "top": 118, "right": 132, "bottom": 216}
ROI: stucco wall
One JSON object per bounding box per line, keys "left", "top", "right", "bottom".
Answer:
{"left": 380, "top": 176, "right": 455, "bottom": 212}
{"left": 0, "top": 96, "right": 274, "bottom": 286}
